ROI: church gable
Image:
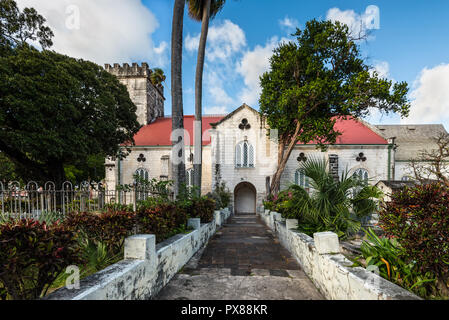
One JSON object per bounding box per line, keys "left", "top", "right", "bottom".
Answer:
{"left": 210, "top": 103, "right": 264, "bottom": 130}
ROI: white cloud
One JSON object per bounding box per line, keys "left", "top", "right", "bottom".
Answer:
{"left": 402, "top": 64, "right": 449, "bottom": 124}
{"left": 237, "top": 36, "right": 290, "bottom": 106}
{"left": 372, "top": 61, "right": 390, "bottom": 78}
{"left": 279, "top": 16, "right": 299, "bottom": 32}
{"left": 326, "top": 6, "right": 380, "bottom": 39}
{"left": 185, "top": 19, "right": 246, "bottom": 62}
{"left": 204, "top": 69, "right": 235, "bottom": 112}
{"left": 16, "top": 0, "right": 168, "bottom": 66}
{"left": 204, "top": 106, "right": 228, "bottom": 115}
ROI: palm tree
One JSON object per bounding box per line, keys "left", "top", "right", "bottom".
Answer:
{"left": 171, "top": 0, "right": 187, "bottom": 198}
{"left": 187, "top": 0, "right": 226, "bottom": 196}
{"left": 286, "top": 157, "right": 383, "bottom": 238}
{"left": 150, "top": 68, "right": 166, "bottom": 86}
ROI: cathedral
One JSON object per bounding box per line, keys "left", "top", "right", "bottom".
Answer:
{"left": 104, "top": 63, "right": 447, "bottom": 213}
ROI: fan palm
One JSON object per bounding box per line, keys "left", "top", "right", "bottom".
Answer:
{"left": 150, "top": 68, "right": 166, "bottom": 86}
{"left": 187, "top": 0, "right": 226, "bottom": 196}
{"left": 288, "top": 156, "right": 383, "bottom": 238}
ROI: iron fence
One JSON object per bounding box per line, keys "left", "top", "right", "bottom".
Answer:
{"left": 0, "top": 181, "right": 172, "bottom": 219}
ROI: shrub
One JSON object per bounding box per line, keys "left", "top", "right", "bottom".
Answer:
{"left": 136, "top": 203, "right": 188, "bottom": 242}
{"left": 103, "top": 203, "right": 133, "bottom": 212}
{"left": 356, "top": 228, "right": 436, "bottom": 298}
{"left": 264, "top": 157, "right": 382, "bottom": 238}
{"left": 190, "top": 196, "right": 216, "bottom": 223}
{"left": 64, "top": 210, "right": 135, "bottom": 255}
{"left": 0, "top": 219, "right": 81, "bottom": 300}
{"left": 379, "top": 183, "right": 449, "bottom": 297}
{"left": 207, "top": 182, "right": 231, "bottom": 210}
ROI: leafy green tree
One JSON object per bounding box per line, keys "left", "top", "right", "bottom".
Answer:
{"left": 259, "top": 20, "right": 410, "bottom": 194}
{"left": 0, "top": 152, "right": 20, "bottom": 184}
{"left": 0, "top": 1, "right": 140, "bottom": 187}
{"left": 0, "top": 46, "right": 141, "bottom": 186}
{"left": 187, "top": 0, "right": 226, "bottom": 195}
{"left": 64, "top": 153, "right": 106, "bottom": 183}
{"left": 0, "top": 0, "right": 53, "bottom": 51}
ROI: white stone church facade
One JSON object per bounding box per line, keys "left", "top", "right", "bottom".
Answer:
{"left": 104, "top": 63, "right": 447, "bottom": 213}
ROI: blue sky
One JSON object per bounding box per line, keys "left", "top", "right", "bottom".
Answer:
{"left": 16, "top": 0, "right": 449, "bottom": 129}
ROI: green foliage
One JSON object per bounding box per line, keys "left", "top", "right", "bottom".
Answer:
{"left": 133, "top": 175, "right": 173, "bottom": 200}
{"left": 64, "top": 211, "right": 135, "bottom": 255}
{"left": 64, "top": 153, "right": 106, "bottom": 183}
{"left": 206, "top": 182, "right": 231, "bottom": 210}
{"left": 78, "top": 238, "right": 122, "bottom": 276}
{"left": 355, "top": 228, "right": 436, "bottom": 299}
{"left": 265, "top": 157, "right": 383, "bottom": 238}
{"left": 136, "top": 203, "right": 189, "bottom": 243}
{"left": 0, "top": 152, "right": 21, "bottom": 184}
{"left": 259, "top": 19, "right": 410, "bottom": 194}
{"left": 0, "top": 219, "right": 81, "bottom": 300}
{"left": 186, "top": 0, "right": 226, "bottom": 22}
{"left": 0, "top": 0, "right": 54, "bottom": 50}
{"left": 174, "top": 183, "right": 216, "bottom": 223}
{"left": 259, "top": 19, "right": 410, "bottom": 150}
{"left": 378, "top": 183, "right": 449, "bottom": 297}
{"left": 191, "top": 196, "right": 216, "bottom": 223}
{"left": 150, "top": 68, "right": 166, "bottom": 86}
{"left": 0, "top": 45, "right": 141, "bottom": 183}
{"left": 104, "top": 203, "right": 134, "bottom": 213}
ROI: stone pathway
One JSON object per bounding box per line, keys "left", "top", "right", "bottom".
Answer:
{"left": 155, "top": 213, "right": 324, "bottom": 300}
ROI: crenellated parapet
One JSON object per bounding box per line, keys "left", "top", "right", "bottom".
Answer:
{"left": 104, "top": 62, "right": 151, "bottom": 78}
{"left": 104, "top": 62, "right": 165, "bottom": 126}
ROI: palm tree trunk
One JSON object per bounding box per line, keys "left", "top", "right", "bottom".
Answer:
{"left": 171, "top": 0, "right": 186, "bottom": 198}
{"left": 193, "top": 0, "right": 211, "bottom": 196}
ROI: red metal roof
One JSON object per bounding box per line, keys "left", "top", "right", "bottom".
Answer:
{"left": 301, "top": 116, "right": 387, "bottom": 145}
{"left": 132, "top": 115, "right": 387, "bottom": 146}
{"left": 133, "top": 115, "right": 223, "bottom": 146}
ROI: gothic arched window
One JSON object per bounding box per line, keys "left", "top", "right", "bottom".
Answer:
{"left": 353, "top": 168, "right": 369, "bottom": 184}
{"left": 295, "top": 169, "right": 309, "bottom": 188}
{"left": 235, "top": 141, "right": 254, "bottom": 168}
{"left": 135, "top": 168, "right": 149, "bottom": 183}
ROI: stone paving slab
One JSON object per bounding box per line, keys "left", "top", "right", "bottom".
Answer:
{"left": 155, "top": 213, "right": 324, "bottom": 300}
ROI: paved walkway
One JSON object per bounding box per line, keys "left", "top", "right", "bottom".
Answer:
{"left": 155, "top": 213, "right": 324, "bottom": 300}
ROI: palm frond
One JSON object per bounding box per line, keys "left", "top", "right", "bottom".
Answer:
{"left": 187, "top": 0, "right": 226, "bottom": 21}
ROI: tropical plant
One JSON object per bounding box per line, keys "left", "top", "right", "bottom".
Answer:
{"left": 0, "top": 219, "right": 81, "bottom": 300}
{"left": 136, "top": 203, "right": 189, "bottom": 242}
{"left": 355, "top": 228, "right": 436, "bottom": 299}
{"left": 187, "top": 0, "right": 226, "bottom": 195}
{"left": 171, "top": 0, "right": 187, "bottom": 198}
{"left": 379, "top": 183, "right": 449, "bottom": 297}
{"left": 150, "top": 68, "right": 166, "bottom": 86}
{"left": 259, "top": 19, "right": 410, "bottom": 195}
{"left": 64, "top": 210, "right": 136, "bottom": 255}
{"left": 272, "top": 157, "right": 383, "bottom": 238}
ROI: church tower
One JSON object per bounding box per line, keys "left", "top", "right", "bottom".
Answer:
{"left": 104, "top": 62, "right": 165, "bottom": 125}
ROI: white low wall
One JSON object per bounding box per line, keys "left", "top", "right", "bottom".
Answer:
{"left": 259, "top": 209, "right": 420, "bottom": 300}
{"left": 47, "top": 208, "right": 231, "bottom": 300}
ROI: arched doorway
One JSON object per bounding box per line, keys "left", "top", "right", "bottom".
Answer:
{"left": 234, "top": 182, "right": 256, "bottom": 215}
